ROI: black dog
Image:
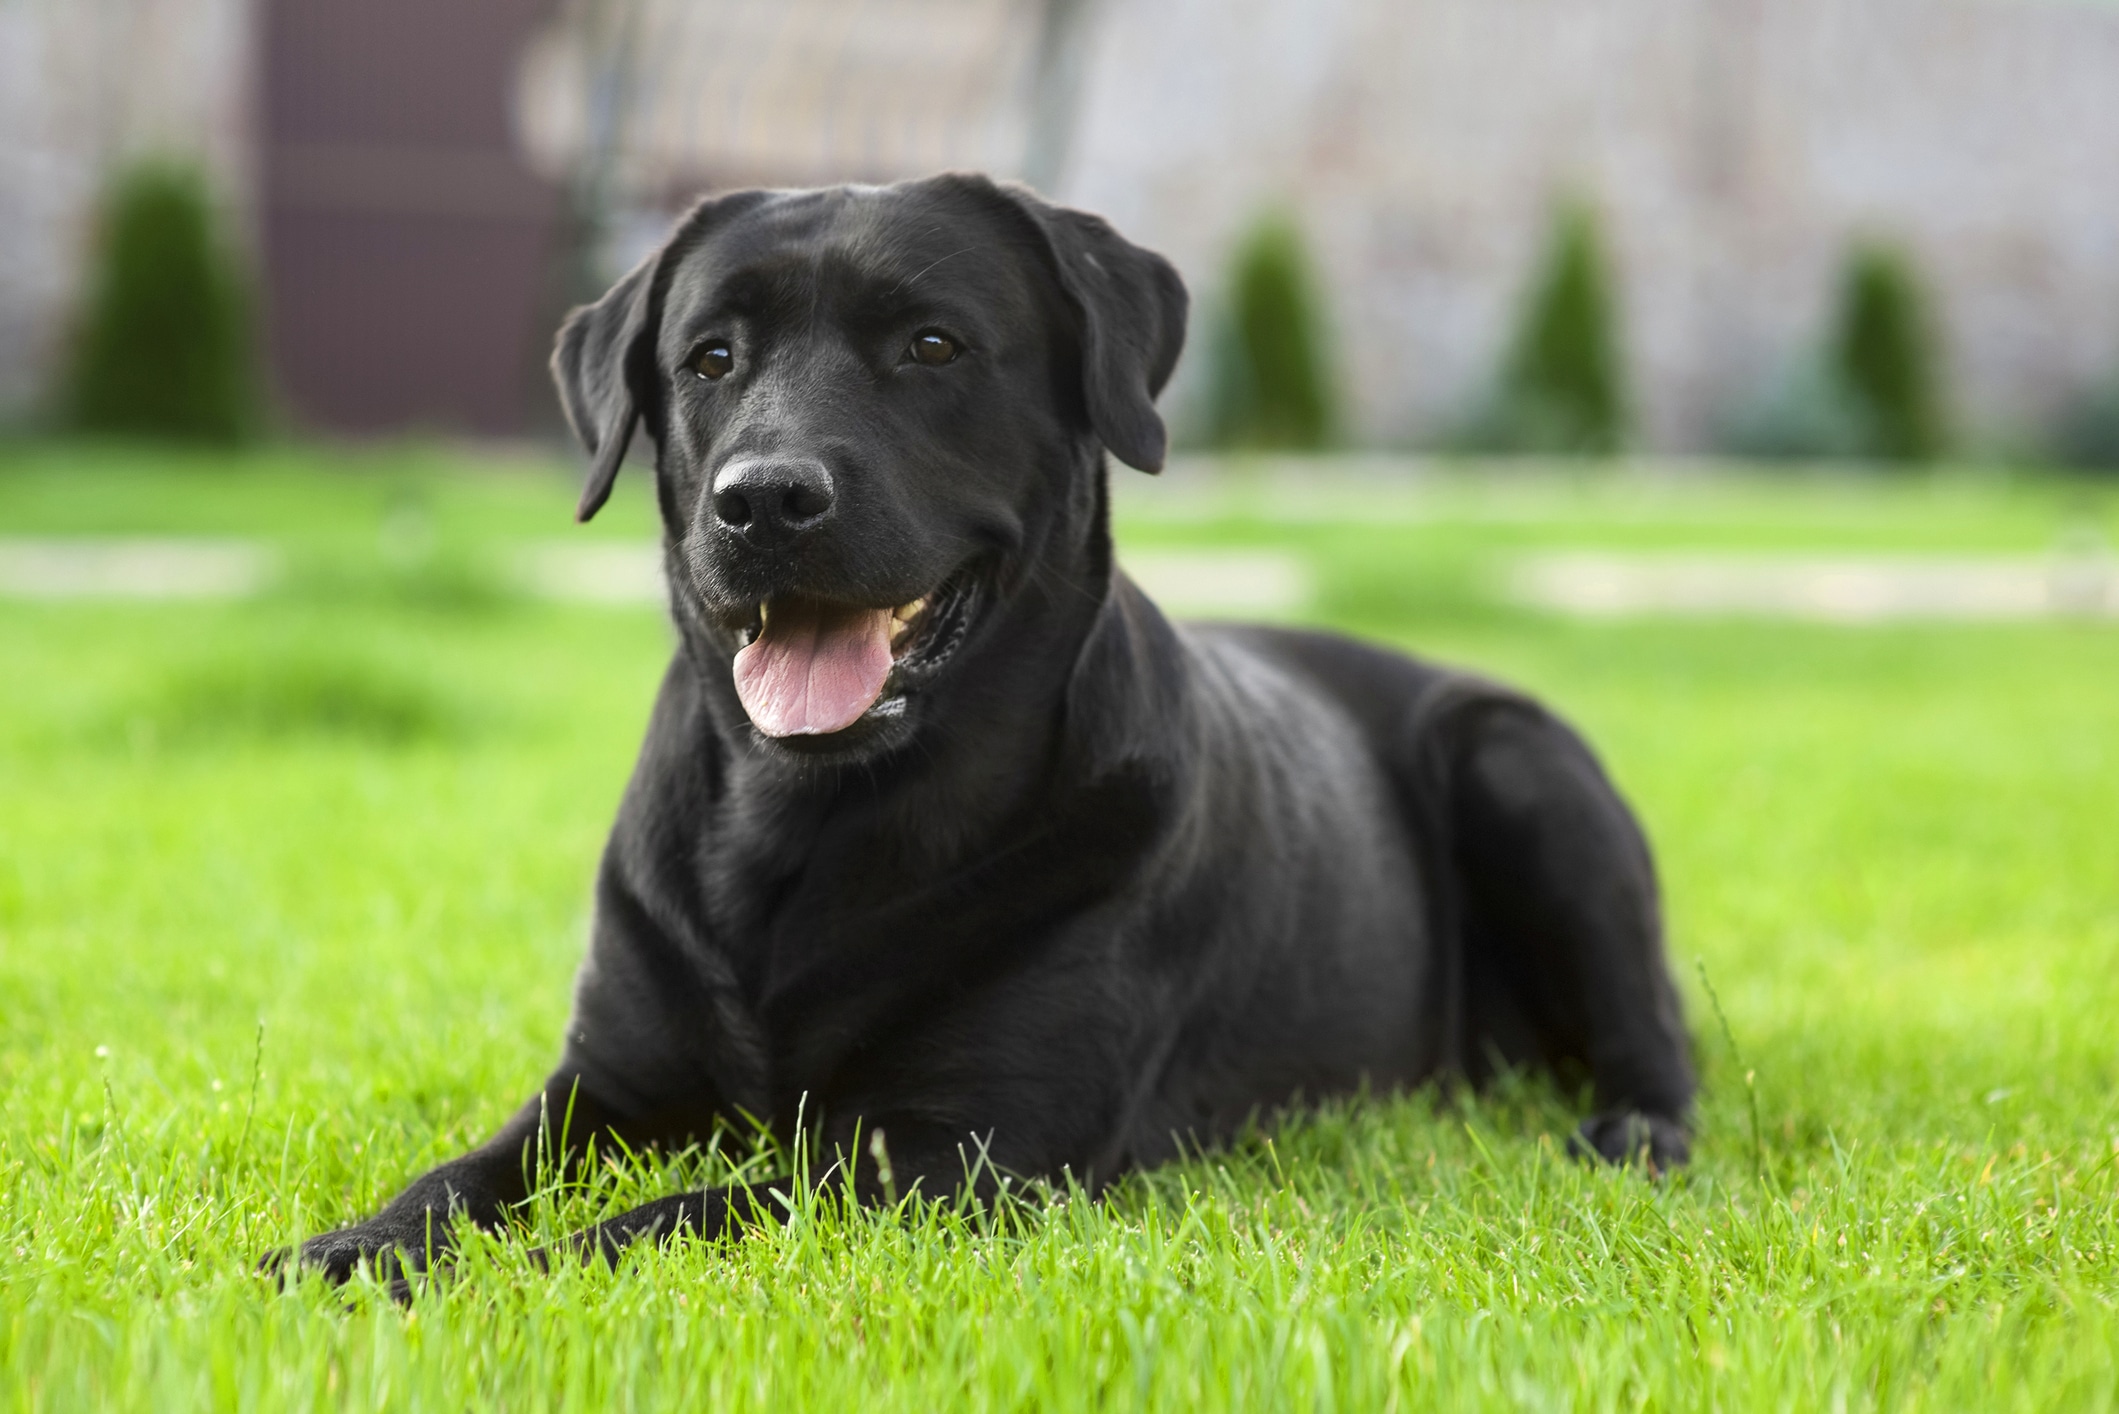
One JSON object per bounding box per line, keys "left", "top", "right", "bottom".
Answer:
{"left": 285, "top": 173, "right": 1693, "bottom": 1281}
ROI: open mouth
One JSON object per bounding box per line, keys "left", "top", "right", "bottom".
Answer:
{"left": 730, "top": 571, "right": 978, "bottom": 739}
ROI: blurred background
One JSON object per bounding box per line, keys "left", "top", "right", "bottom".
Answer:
{"left": 6, "top": 0, "right": 2119, "bottom": 465}
{"left": 5, "top": 15, "right": 2119, "bottom": 1385}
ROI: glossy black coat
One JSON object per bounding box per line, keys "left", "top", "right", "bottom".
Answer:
{"left": 284, "top": 174, "right": 1694, "bottom": 1282}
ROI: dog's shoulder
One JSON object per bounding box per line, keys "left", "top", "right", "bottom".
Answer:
{"left": 1180, "top": 622, "right": 1462, "bottom": 739}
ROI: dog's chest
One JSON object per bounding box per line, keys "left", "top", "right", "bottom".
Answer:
{"left": 702, "top": 768, "right": 1165, "bottom": 1113}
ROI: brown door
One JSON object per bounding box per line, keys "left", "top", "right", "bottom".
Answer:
{"left": 260, "top": 0, "right": 564, "bottom": 435}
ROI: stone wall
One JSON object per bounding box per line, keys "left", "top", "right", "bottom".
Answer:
{"left": 1062, "top": 0, "right": 2119, "bottom": 451}
{"left": 8, "top": 0, "right": 2119, "bottom": 450}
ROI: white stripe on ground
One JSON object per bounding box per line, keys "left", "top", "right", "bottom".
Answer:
{"left": 1509, "top": 552, "right": 2119, "bottom": 622}
{"left": 0, "top": 538, "right": 277, "bottom": 600}
{"left": 1121, "top": 550, "right": 1312, "bottom": 618}
{"left": 514, "top": 542, "right": 668, "bottom": 605}
{"left": 20, "top": 537, "right": 2105, "bottom": 625}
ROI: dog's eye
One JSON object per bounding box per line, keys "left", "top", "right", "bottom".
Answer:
{"left": 693, "top": 344, "right": 734, "bottom": 380}
{"left": 910, "top": 331, "right": 959, "bottom": 366}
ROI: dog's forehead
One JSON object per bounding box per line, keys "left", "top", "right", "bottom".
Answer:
{"left": 669, "top": 184, "right": 1039, "bottom": 319}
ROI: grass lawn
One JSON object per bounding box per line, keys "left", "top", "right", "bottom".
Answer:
{"left": 2, "top": 441, "right": 2116, "bottom": 1411}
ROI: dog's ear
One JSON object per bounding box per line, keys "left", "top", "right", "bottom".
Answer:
{"left": 1003, "top": 186, "right": 1189, "bottom": 473}
{"left": 551, "top": 252, "right": 657, "bottom": 523}
{"left": 551, "top": 191, "right": 770, "bottom": 522}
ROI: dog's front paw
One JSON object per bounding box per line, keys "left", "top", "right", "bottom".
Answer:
{"left": 259, "top": 1219, "right": 446, "bottom": 1292}
{"left": 521, "top": 1221, "right": 625, "bottom": 1273}
{"left": 1568, "top": 1110, "right": 1690, "bottom": 1174}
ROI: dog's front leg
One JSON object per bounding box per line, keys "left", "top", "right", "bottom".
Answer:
{"left": 530, "top": 1178, "right": 801, "bottom": 1269}
{"left": 533, "top": 1124, "right": 1010, "bottom": 1271}
{"left": 267, "top": 1075, "right": 624, "bottom": 1287}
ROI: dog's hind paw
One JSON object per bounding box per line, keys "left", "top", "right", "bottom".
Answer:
{"left": 1568, "top": 1110, "right": 1690, "bottom": 1175}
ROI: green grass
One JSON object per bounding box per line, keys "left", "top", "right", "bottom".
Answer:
{"left": 3, "top": 442, "right": 2117, "bottom": 1410}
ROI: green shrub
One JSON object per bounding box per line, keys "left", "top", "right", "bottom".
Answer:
{"left": 1466, "top": 202, "right": 1628, "bottom": 455}
{"left": 1719, "top": 357, "right": 1872, "bottom": 461}
{"left": 2054, "top": 381, "right": 2119, "bottom": 473}
{"left": 64, "top": 161, "right": 257, "bottom": 442}
{"left": 1208, "top": 213, "right": 1336, "bottom": 450}
{"left": 1830, "top": 243, "right": 1945, "bottom": 462}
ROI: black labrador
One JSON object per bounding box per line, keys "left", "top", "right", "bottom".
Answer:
{"left": 284, "top": 173, "right": 1694, "bottom": 1282}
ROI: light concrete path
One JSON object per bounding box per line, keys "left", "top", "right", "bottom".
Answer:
{"left": 0, "top": 538, "right": 277, "bottom": 600}
{"left": 513, "top": 542, "right": 668, "bottom": 606}
{"left": 9, "top": 536, "right": 2115, "bottom": 623}
{"left": 1508, "top": 551, "right": 2119, "bottom": 622}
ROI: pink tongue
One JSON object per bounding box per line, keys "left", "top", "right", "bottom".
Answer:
{"left": 732, "top": 598, "right": 895, "bottom": 737}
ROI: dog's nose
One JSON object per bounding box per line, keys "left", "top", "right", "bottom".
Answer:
{"left": 711, "top": 458, "right": 836, "bottom": 546}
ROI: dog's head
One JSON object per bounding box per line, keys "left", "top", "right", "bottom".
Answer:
{"left": 552, "top": 173, "right": 1186, "bottom": 761}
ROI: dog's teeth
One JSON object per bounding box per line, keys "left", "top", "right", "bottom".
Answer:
{"left": 756, "top": 603, "right": 770, "bottom": 630}
{"left": 889, "top": 599, "right": 924, "bottom": 645}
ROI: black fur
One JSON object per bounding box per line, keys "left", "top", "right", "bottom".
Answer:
{"left": 277, "top": 174, "right": 1693, "bottom": 1285}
